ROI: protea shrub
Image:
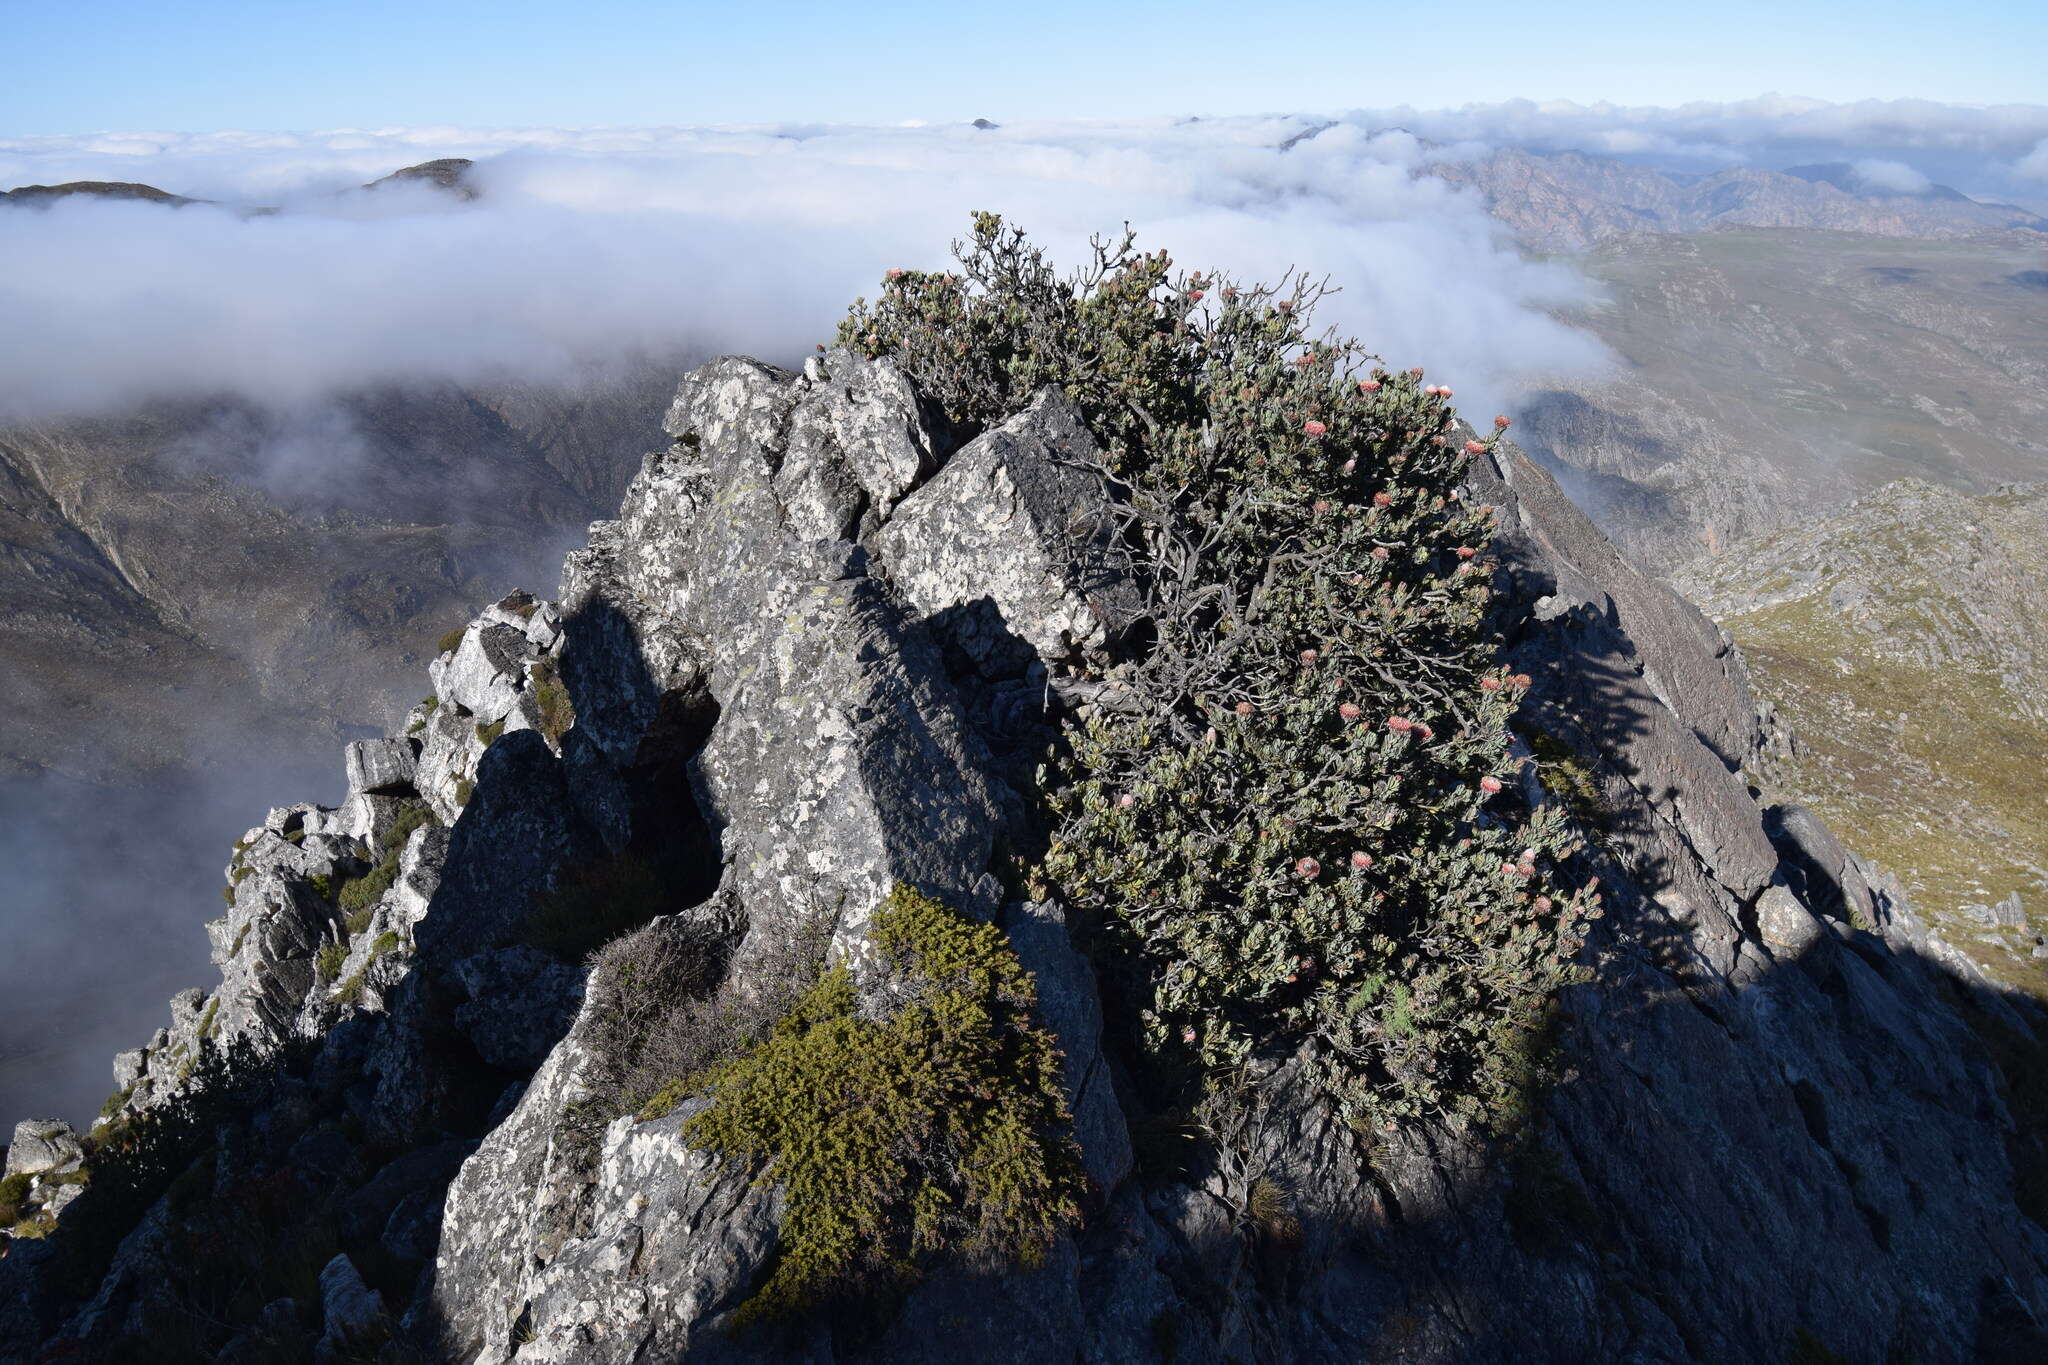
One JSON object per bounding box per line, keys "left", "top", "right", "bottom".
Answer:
{"left": 843, "top": 213, "right": 1600, "bottom": 1136}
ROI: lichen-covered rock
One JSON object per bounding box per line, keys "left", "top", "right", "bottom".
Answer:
{"left": 314, "top": 1253, "right": 384, "bottom": 1361}
{"left": 343, "top": 736, "right": 419, "bottom": 796}
{"left": 450, "top": 946, "right": 585, "bottom": 1069}
{"left": 4, "top": 1119, "right": 83, "bottom": 1178}
{"left": 880, "top": 388, "right": 1135, "bottom": 673}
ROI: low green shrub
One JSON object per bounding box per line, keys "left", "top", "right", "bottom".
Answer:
{"left": 849, "top": 216, "right": 1600, "bottom": 1135}
{"left": 313, "top": 940, "right": 347, "bottom": 983}
{"left": 333, "top": 803, "right": 435, "bottom": 926}
{"left": 475, "top": 718, "right": 505, "bottom": 747}
{"left": 436, "top": 627, "right": 467, "bottom": 655}
{"left": 529, "top": 659, "right": 574, "bottom": 745}
{"left": 681, "top": 886, "right": 1082, "bottom": 1326}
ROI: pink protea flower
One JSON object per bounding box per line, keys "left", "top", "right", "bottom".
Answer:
{"left": 885, "top": 268, "right": 906, "bottom": 280}
{"left": 1187, "top": 289, "right": 1205, "bottom": 302}
{"left": 1501, "top": 861, "right": 1520, "bottom": 876}
{"left": 1295, "top": 352, "right": 1315, "bottom": 368}
{"left": 1373, "top": 491, "right": 1394, "bottom": 507}
{"left": 1439, "top": 387, "right": 1454, "bottom": 398}
{"left": 1202, "top": 726, "right": 1218, "bottom": 744}
{"left": 1415, "top": 723, "right": 1434, "bottom": 740}
{"left": 1181, "top": 1025, "right": 1198, "bottom": 1044}
{"left": 1300, "top": 648, "right": 1319, "bottom": 665}
{"left": 1533, "top": 895, "right": 1553, "bottom": 913}
{"left": 1341, "top": 458, "right": 1357, "bottom": 474}
{"left": 1464, "top": 440, "right": 1486, "bottom": 455}
{"left": 1480, "top": 775, "right": 1503, "bottom": 794}
{"left": 1118, "top": 793, "right": 1136, "bottom": 808}
{"left": 1409, "top": 366, "right": 1425, "bottom": 379}
{"left": 1339, "top": 702, "right": 1362, "bottom": 721}
{"left": 1235, "top": 701, "right": 1254, "bottom": 717}
{"left": 1350, "top": 850, "right": 1373, "bottom": 870}
{"left": 1358, "top": 379, "right": 1381, "bottom": 393}
{"left": 1480, "top": 676, "right": 1502, "bottom": 692}
{"left": 1277, "top": 299, "right": 1295, "bottom": 313}
{"left": 1456, "top": 546, "right": 1477, "bottom": 559}
{"left": 1494, "top": 415, "right": 1511, "bottom": 431}
{"left": 1296, "top": 856, "right": 1321, "bottom": 879}
{"left": 1312, "top": 498, "right": 1332, "bottom": 515}
{"left": 1303, "top": 419, "right": 1328, "bottom": 437}
{"left": 1431, "top": 435, "right": 1447, "bottom": 447}
{"left": 1372, "top": 546, "right": 1390, "bottom": 559}
{"left": 1512, "top": 672, "right": 1533, "bottom": 689}
{"left": 1387, "top": 716, "right": 1414, "bottom": 733}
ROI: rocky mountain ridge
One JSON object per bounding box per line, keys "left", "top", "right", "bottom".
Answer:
{"left": 1427, "top": 145, "right": 2048, "bottom": 251}
{"left": 2, "top": 349, "right": 2041, "bottom": 1362}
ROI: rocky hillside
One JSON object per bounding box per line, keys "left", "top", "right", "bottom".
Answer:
{"left": 1, "top": 344, "right": 2041, "bottom": 1363}
{"left": 1510, "top": 228, "right": 2048, "bottom": 571}
{"left": 1679, "top": 479, "right": 2048, "bottom": 997}
{"left": 1429, "top": 146, "right": 2048, "bottom": 252}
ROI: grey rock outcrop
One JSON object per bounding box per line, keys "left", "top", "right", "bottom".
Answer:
{"left": 5, "top": 1120, "right": 83, "bottom": 1178}
{"left": 7, "top": 355, "right": 2043, "bottom": 1365}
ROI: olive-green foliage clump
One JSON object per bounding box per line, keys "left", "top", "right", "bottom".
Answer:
{"left": 334, "top": 803, "right": 435, "bottom": 924}
{"left": 0, "top": 1171, "right": 31, "bottom": 1221}
{"left": 313, "top": 940, "right": 348, "bottom": 983}
{"left": 475, "top": 718, "right": 505, "bottom": 747}
{"left": 529, "top": 659, "right": 574, "bottom": 745}
{"left": 847, "top": 217, "right": 1600, "bottom": 1134}
{"left": 436, "top": 627, "right": 467, "bottom": 655}
{"left": 683, "top": 886, "right": 1083, "bottom": 1326}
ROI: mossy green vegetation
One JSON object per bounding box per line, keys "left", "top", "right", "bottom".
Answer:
{"left": 436, "top": 627, "right": 467, "bottom": 655}
{"left": 333, "top": 803, "right": 435, "bottom": 928}
{"left": 529, "top": 659, "right": 574, "bottom": 745}
{"left": 475, "top": 718, "right": 505, "bottom": 747}
{"left": 849, "top": 217, "right": 1600, "bottom": 1135}
{"left": 677, "top": 886, "right": 1082, "bottom": 1327}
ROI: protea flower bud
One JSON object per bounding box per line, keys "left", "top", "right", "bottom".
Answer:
{"left": 1296, "top": 857, "right": 1321, "bottom": 879}
{"left": 1480, "top": 775, "right": 1503, "bottom": 794}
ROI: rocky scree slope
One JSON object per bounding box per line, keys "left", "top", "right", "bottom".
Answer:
{"left": 2, "top": 351, "right": 2045, "bottom": 1363}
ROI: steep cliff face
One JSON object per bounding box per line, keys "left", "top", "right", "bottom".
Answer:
{"left": 3, "top": 353, "right": 2043, "bottom": 1364}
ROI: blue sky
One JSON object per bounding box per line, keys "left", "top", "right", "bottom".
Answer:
{"left": 5, "top": 0, "right": 2045, "bottom": 134}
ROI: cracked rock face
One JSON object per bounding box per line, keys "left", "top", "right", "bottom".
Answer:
{"left": 10, "top": 356, "right": 2045, "bottom": 1365}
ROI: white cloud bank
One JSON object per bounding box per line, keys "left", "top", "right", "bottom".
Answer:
{"left": 0, "top": 118, "right": 1606, "bottom": 426}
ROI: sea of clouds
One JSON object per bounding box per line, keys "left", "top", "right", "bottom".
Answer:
{"left": 0, "top": 116, "right": 1616, "bottom": 428}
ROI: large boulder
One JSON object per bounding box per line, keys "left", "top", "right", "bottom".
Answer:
{"left": 5, "top": 1119, "right": 83, "bottom": 1178}
{"left": 879, "top": 388, "right": 1138, "bottom": 674}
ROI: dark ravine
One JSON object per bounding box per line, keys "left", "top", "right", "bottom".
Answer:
{"left": 2, "top": 351, "right": 2043, "bottom": 1363}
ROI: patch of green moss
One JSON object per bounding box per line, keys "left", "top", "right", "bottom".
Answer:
{"left": 436, "top": 627, "right": 467, "bottom": 655}
{"left": 371, "top": 931, "right": 401, "bottom": 957}
{"left": 678, "top": 885, "right": 1083, "bottom": 1327}
{"left": 475, "top": 718, "right": 506, "bottom": 747}
{"left": 197, "top": 998, "right": 219, "bottom": 1041}
{"left": 454, "top": 776, "right": 475, "bottom": 808}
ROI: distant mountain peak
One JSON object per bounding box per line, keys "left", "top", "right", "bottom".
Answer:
{"left": 0, "top": 179, "right": 197, "bottom": 208}
{"left": 362, "top": 157, "right": 478, "bottom": 200}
